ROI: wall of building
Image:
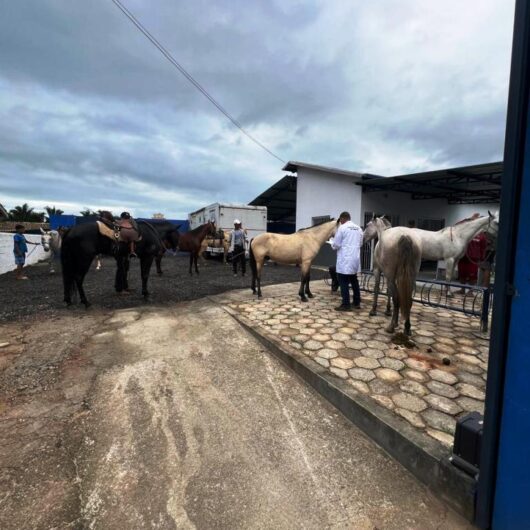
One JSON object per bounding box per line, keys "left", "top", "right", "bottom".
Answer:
{"left": 295, "top": 168, "right": 364, "bottom": 229}
{"left": 360, "top": 189, "right": 496, "bottom": 227}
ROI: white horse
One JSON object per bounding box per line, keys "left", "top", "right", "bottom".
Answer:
{"left": 409, "top": 211, "right": 499, "bottom": 285}
{"left": 365, "top": 212, "right": 499, "bottom": 313}
{"left": 40, "top": 228, "right": 62, "bottom": 273}
{"left": 363, "top": 216, "right": 392, "bottom": 316}
{"left": 371, "top": 218, "right": 422, "bottom": 335}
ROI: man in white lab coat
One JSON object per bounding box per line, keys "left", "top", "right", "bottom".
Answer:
{"left": 332, "top": 211, "right": 363, "bottom": 311}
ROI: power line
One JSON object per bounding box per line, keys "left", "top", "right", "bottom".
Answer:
{"left": 110, "top": 0, "right": 286, "bottom": 164}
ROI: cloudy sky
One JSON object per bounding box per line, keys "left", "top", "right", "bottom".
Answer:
{"left": 0, "top": 0, "right": 516, "bottom": 218}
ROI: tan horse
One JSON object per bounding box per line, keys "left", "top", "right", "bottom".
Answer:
{"left": 249, "top": 219, "right": 337, "bottom": 301}
{"left": 371, "top": 218, "right": 422, "bottom": 335}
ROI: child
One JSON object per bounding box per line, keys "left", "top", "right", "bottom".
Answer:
{"left": 13, "top": 224, "right": 38, "bottom": 280}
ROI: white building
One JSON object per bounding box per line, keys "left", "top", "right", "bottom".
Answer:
{"left": 251, "top": 160, "right": 501, "bottom": 232}
{"left": 250, "top": 160, "right": 502, "bottom": 268}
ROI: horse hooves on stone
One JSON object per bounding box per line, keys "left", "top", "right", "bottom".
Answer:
{"left": 306, "top": 293, "right": 314, "bottom": 299}
{"left": 369, "top": 310, "right": 377, "bottom": 317}
{"left": 300, "top": 297, "right": 308, "bottom": 303}
{"left": 385, "top": 310, "right": 392, "bottom": 316}
{"left": 385, "top": 326, "right": 395, "bottom": 334}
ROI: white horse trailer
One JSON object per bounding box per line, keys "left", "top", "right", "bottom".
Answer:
{"left": 188, "top": 203, "right": 267, "bottom": 257}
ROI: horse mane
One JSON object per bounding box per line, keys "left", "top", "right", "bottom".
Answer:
{"left": 439, "top": 215, "right": 483, "bottom": 233}
{"left": 298, "top": 218, "right": 335, "bottom": 232}
{"left": 188, "top": 222, "right": 212, "bottom": 235}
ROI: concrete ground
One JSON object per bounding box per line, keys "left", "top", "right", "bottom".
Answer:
{"left": 0, "top": 292, "right": 471, "bottom": 529}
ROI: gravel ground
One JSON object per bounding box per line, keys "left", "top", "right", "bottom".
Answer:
{"left": 0, "top": 254, "right": 327, "bottom": 322}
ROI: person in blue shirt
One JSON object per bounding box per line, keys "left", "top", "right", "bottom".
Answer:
{"left": 13, "top": 224, "right": 38, "bottom": 280}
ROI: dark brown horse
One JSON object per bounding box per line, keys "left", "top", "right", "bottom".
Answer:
{"left": 177, "top": 221, "right": 216, "bottom": 274}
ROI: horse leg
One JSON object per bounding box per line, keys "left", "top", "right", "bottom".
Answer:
{"left": 256, "top": 261, "right": 263, "bottom": 299}
{"left": 141, "top": 255, "right": 154, "bottom": 298}
{"left": 194, "top": 252, "right": 199, "bottom": 274}
{"left": 155, "top": 254, "right": 163, "bottom": 275}
{"left": 369, "top": 267, "right": 381, "bottom": 316}
{"left": 189, "top": 253, "right": 193, "bottom": 275}
{"left": 385, "top": 281, "right": 399, "bottom": 334}
{"left": 74, "top": 260, "right": 92, "bottom": 308}
{"left": 298, "top": 275, "right": 307, "bottom": 302}
{"left": 303, "top": 264, "right": 314, "bottom": 298}
{"left": 445, "top": 258, "right": 455, "bottom": 297}
{"left": 385, "top": 289, "right": 392, "bottom": 316}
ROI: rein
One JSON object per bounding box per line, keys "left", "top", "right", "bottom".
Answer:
{"left": 137, "top": 220, "right": 170, "bottom": 251}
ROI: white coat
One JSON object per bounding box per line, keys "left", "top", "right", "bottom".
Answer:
{"left": 332, "top": 220, "right": 363, "bottom": 274}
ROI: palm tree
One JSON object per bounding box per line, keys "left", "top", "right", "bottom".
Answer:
{"left": 44, "top": 206, "right": 64, "bottom": 220}
{"left": 79, "top": 208, "right": 97, "bottom": 217}
{"left": 8, "top": 203, "right": 45, "bottom": 222}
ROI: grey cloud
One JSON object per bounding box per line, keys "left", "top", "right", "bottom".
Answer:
{"left": 0, "top": 0, "right": 515, "bottom": 217}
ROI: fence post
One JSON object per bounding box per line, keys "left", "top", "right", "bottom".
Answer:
{"left": 481, "top": 288, "right": 491, "bottom": 332}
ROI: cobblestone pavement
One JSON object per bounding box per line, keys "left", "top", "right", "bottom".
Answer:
{"left": 226, "top": 281, "right": 489, "bottom": 449}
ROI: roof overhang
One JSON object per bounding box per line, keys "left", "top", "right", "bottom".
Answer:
{"left": 359, "top": 162, "right": 503, "bottom": 204}
{"left": 283, "top": 160, "right": 364, "bottom": 180}
{"left": 249, "top": 175, "right": 296, "bottom": 222}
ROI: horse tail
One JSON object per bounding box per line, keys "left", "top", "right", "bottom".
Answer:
{"left": 395, "top": 235, "right": 416, "bottom": 313}
{"left": 249, "top": 238, "right": 257, "bottom": 278}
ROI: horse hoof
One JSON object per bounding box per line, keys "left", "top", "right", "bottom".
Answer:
{"left": 258, "top": 295, "right": 263, "bottom": 300}
{"left": 306, "top": 293, "right": 314, "bottom": 299}
{"left": 300, "top": 297, "right": 308, "bottom": 303}
{"left": 385, "top": 326, "right": 394, "bottom": 334}
{"left": 83, "top": 302, "right": 91, "bottom": 309}
{"left": 369, "top": 310, "right": 377, "bottom": 317}
{"left": 385, "top": 310, "right": 392, "bottom": 316}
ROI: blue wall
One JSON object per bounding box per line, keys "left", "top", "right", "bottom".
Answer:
{"left": 492, "top": 91, "right": 530, "bottom": 530}
{"left": 49, "top": 215, "right": 188, "bottom": 232}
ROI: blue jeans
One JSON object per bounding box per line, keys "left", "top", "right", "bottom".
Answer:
{"left": 337, "top": 273, "right": 361, "bottom": 307}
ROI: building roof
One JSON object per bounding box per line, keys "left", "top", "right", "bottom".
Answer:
{"left": 360, "top": 161, "right": 503, "bottom": 204}
{"left": 283, "top": 161, "right": 364, "bottom": 179}
{"left": 249, "top": 175, "right": 296, "bottom": 222}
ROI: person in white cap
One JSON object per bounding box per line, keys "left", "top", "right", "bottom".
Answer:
{"left": 228, "top": 219, "right": 248, "bottom": 277}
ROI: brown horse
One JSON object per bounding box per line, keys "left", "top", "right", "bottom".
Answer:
{"left": 177, "top": 221, "right": 216, "bottom": 274}
{"left": 249, "top": 219, "right": 337, "bottom": 301}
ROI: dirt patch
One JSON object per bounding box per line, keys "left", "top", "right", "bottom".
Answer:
{"left": 0, "top": 255, "right": 326, "bottom": 322}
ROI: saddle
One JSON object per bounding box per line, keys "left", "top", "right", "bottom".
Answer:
{"left": 96, "top": 218, "right": 142, "bottom": 243}
{"left": 96, "top": 219, "right": 120, "bottom": 241}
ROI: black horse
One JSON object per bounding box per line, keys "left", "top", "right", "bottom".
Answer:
{"left": 61, "top": 219, "right": 180, "bottom": 307}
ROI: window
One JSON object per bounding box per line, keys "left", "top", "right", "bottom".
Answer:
{"left": 312, "top": 215, "right": 331, "bottom": 226}
{"left": 417, "top": 218, "right": 445, "bottom": 231}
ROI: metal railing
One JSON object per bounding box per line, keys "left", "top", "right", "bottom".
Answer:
{"left": 326, "top": 270, "right": 492, "bottom": 332}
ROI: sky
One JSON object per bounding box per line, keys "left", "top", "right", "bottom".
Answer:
{"left": 0, "top": 0, "right": 516, "bottom": 218}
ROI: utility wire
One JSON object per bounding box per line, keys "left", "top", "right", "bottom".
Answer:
{"left": 111, "top": 0, "right": 286, "bottom": 164}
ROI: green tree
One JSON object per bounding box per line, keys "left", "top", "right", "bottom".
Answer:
{"left": 44, "top": 206, "right": 64, "bottom": 220}
{"left": 8, "top": 203, "right": 45, "bottom": 222}
{"left": 79, "top": 208, "right": 97, "bottom": 217}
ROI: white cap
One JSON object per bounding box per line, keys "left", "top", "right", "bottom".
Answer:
{"left": 234, "top": 219, "right": 241, "bottom": 224}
